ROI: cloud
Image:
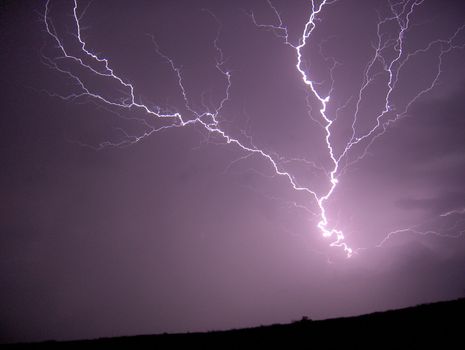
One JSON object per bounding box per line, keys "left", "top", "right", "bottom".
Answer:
{"left": 395, "top": 192, "right": 465, "bottom": 215}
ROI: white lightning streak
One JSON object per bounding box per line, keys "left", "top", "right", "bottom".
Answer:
{"left": 251, "top": 0, "right": 352, "bottom": 255}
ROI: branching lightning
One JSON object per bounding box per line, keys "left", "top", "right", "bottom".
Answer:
{"left": 377, "top": 209, "right": 465, "bottom": 248}
{"left": 41, "top": 0, "right": 465, "bottom": 258}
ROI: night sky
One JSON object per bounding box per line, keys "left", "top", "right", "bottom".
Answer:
{"left": 1, "top": 0, "right": 465, "bottom": 343}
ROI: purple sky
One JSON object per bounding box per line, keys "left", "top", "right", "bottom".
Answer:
{"left": 1, "top": 0, "right": 465, "bottom": 343}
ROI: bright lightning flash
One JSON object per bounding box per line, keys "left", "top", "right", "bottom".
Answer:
{"left": 41, "top": 0, "right": 465, "bottom": 258}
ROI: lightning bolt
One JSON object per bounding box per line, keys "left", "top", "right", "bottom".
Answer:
{"left": 41, "top": 0, "right": 465, "bottom": 259}
{"left": 375, "top": 206, "right": 465, "bottom": 248}
{"left": 377, "top": 215, "right": 465, "bottom": 248}
{"left": 441, "top": 208, "right": 465, "bottom": 217}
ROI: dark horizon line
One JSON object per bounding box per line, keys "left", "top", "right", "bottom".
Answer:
{"left": 5, "top": 296, "right": 464, "bottom": 347}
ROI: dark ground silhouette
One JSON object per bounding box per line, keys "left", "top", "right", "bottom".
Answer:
{"left": 6, "top": 298, "right": 464, "bottom": 348}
